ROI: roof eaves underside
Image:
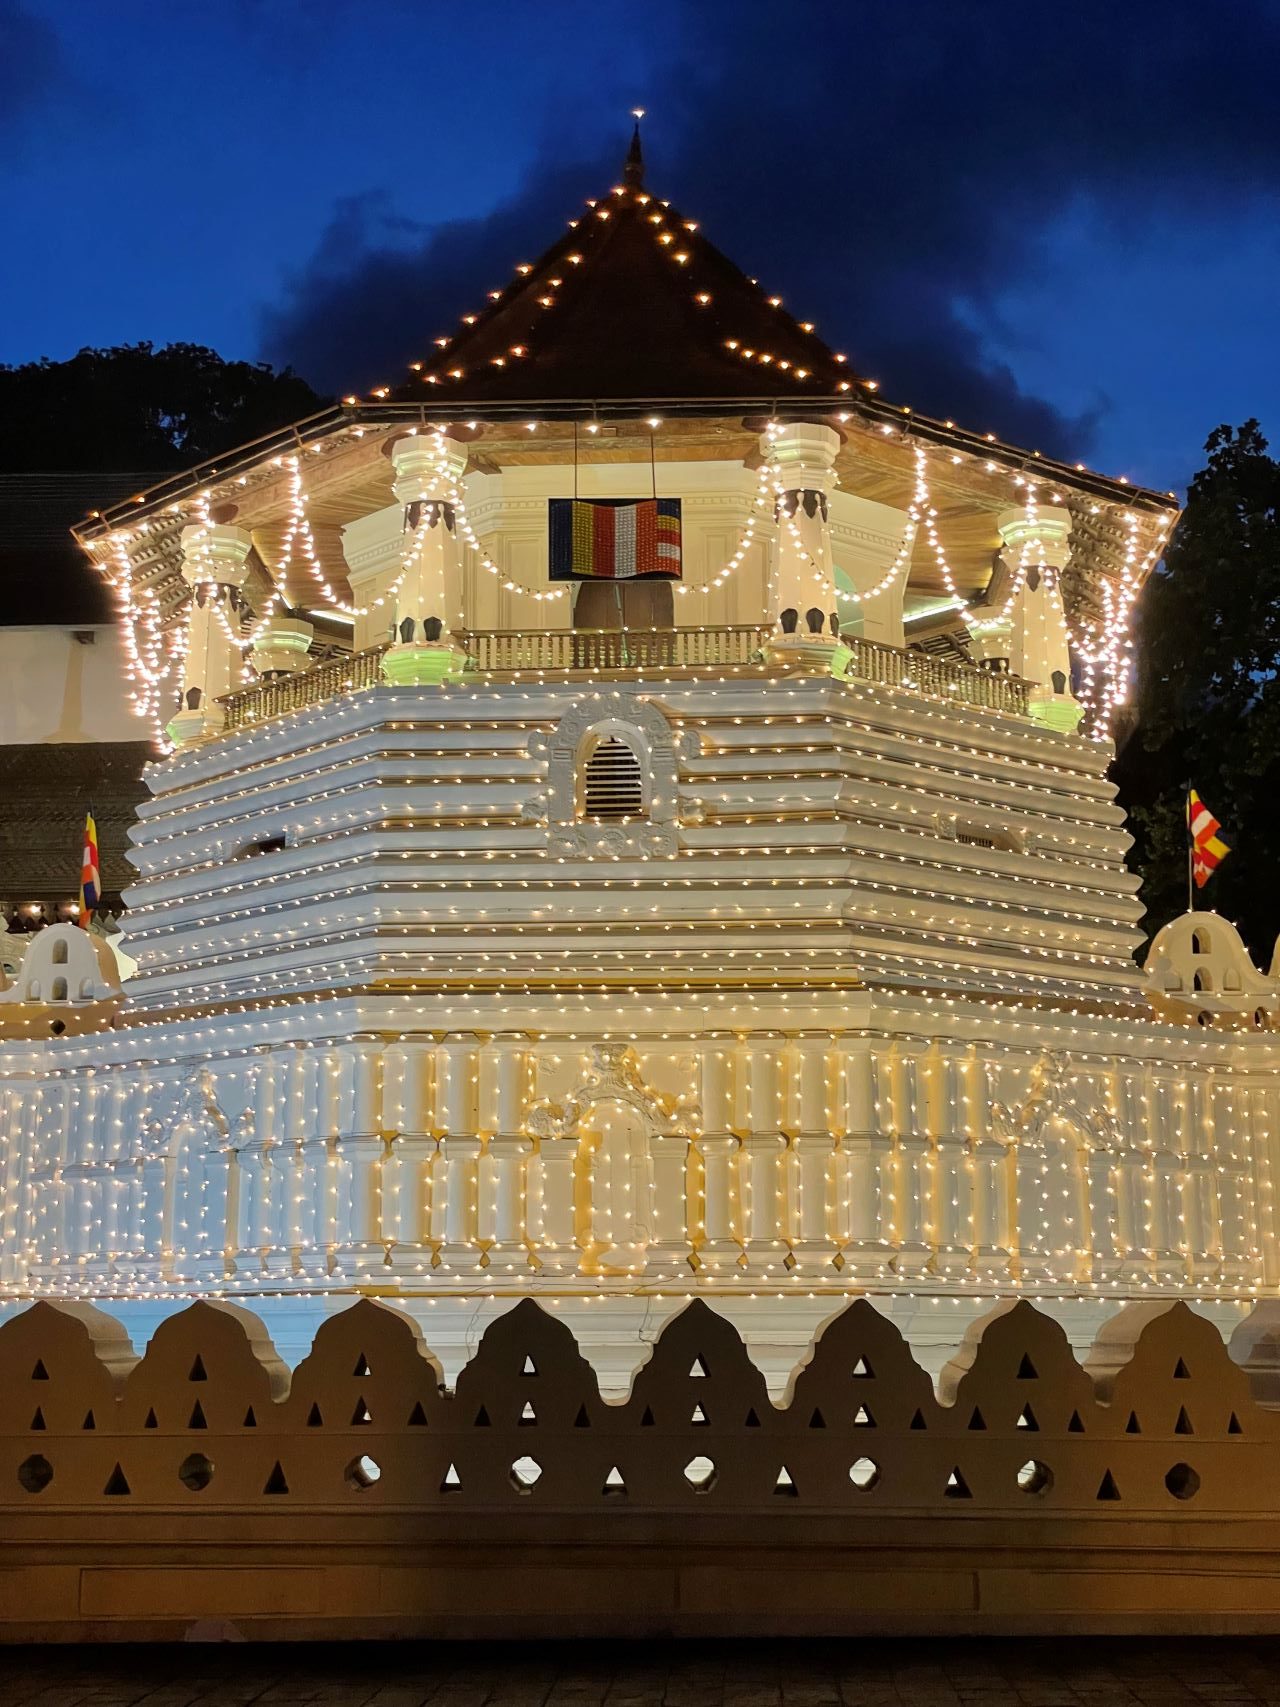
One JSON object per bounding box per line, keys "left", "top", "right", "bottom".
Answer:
{"left": 72, "top": 394, "right": 1179, "bottom": 548}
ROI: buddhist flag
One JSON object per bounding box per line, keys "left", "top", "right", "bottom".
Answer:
{"left": 79, "top": 810, "right": 101, "bottom": 926}
{"left": 549, "top": 498, "right": 682, "bottom": 580}
{"left": 1187, "top": 789, "right": 1230, "bottom": 889}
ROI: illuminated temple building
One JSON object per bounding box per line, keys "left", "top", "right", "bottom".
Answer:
{"left": 2, "top": 131, "right": 1275, "bottom": 1383}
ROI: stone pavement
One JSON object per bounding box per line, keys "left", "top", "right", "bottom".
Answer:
{"left": 3, "top": 1642, "right": 1280, "bottom": 1707}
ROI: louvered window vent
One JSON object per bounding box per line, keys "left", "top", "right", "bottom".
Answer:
{"left": 582, "top": 737, "right": 644, "bottom": 820}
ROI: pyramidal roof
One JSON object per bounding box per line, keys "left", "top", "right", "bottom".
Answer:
{"left": 401, "top": 127, "right": 860, "bottom": 407}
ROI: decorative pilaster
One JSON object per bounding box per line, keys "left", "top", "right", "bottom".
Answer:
{"left": 694, "top": 1038, "right": 743, "bottom": 1273}
{"left": 250, "top": 613, "right": 314, "bottom": 679}
{"left": 477, "top": 1034, "right": 535, "bottom": 1274}
{"left": 167, "top": 517, "right": 253, "bottom": 746}
{"left": 991, "top": 504, "right": 1082, "bottom": 732}
{"left": 761, "top": 422, "right": 847, "bottom": 673}
{"left": 381, "top": 434, "right": 469, "bottom": 684}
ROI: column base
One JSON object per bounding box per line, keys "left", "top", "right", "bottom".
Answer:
{"left": 739, "top": 1238, "right": 791, "bottom": 1275}
{"left": 166, "top": 707, "right": 224, "bottom": 746}
{"left": 765, "top": 633, "right": 850, "bottom": 677}
{"left": 433, "top": 1243, "right": 488, "bottom": 1275}
{"left": 695, "top": 1239, "right": 745, "bottom": 1275}
{"left": 1027, "top": 689, "right": 1084, "bottom": 733}
{"left": 932, "top": 1244, "right": 972, "bottom": 1279}
{"left": 644, "top": 1242, "right": 697, "bottom": 1278}
{"left": 483, "top": 1241, "right": 538, "bottom": 1276}
{"left": 837, "top": 1241, "right": 896, "bottom": 1281}
{"left": 787, "top": 1240, "right": 840, "bottom": 1276}
{"left": 381, "top": 642, "right": 466, "bottom": 686}
{"left": 890, "top": 1243, "right": 934, "bottom": 1276}
{"left": 530, "top": 1244, "right": 580, "bottom": 1276}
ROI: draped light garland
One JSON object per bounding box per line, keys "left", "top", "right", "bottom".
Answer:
{"left": 95, "top": 419, "right": 1171, "bottom": 745}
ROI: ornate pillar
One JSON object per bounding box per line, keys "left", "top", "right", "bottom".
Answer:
{"left": 760, "top": 422, "right": 846, "bottom": 672}
{"left": 835, "top": 1039, "right": 892, "bottom": 1278}
{"left": 478, "top": 1034, "right": 535, "bottom": 1274}
{"left": 987, "top": 503, "right": 1082, "bottom": 732}
{"left": 250, "top": 613, "right": 314, "bottom": 679}
{"left": 784, "top": 1035, "right": 837, "bottom": 1274}
{"left": 381, "top": 433, "right": 469, "bottom": 684}
{"left": 694, "top": 1037, "right": 743, "bottom": 1273}
{"left": 738, "top": 1036, "right": 790, "bottom": 1272}
{"left": 527, "top": 1133, "right": 578, "bottom": 1275}
{"left": 433, "top": 1034, "right": 485, "bottom": 1273}
{"left": 167, "top": 515, "right": 253, "bottom": 745}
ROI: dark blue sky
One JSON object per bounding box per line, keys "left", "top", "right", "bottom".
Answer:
{"left": 3, "top": 0, "right": 1279, "bottom": 491}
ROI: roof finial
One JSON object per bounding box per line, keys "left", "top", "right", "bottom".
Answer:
{"left": 624, "top": 108, "right": 645, "bottom": 189}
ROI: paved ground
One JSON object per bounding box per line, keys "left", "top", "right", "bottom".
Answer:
{"left": 4, "top": 1643, "right": 1280, "bottom": 1707}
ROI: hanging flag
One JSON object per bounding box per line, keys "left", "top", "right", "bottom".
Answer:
{"left": 1187, "top": 789, "right": 1230, "bottom": 888}
{"left": 79, "top": 810, "right": 101, "bottom": 926}
{"left": 549, "top": 498, "right": 682, "bottom": 580}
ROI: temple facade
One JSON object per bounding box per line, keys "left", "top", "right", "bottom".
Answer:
{"left": 1, "top": 134, "right": 1275, "bottom": 1381}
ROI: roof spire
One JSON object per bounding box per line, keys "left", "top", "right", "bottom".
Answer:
{"left": 624, "top": 109, "right": 645, "bottom": 189}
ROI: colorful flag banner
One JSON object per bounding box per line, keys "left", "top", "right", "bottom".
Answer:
{"left": 1187, "top": 789, "right": 1230, "bottom": 889}
{"left": 549, "top": 498, "right": 682, "bottom": 581}
{"left": 79, "top": 810, "right": 101, "bottom": 926}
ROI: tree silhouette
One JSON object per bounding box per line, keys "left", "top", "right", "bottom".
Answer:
{"left": 0, "top": 343, "right": 327, "bottom": 472}
{"left": 1116, "top": 421, "right": 1280, "bottom": 959}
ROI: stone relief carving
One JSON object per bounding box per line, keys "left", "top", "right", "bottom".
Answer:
{"left": 522, "top": 690, "right": 697, "bottom": 858}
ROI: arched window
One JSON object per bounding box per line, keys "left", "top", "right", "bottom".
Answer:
{"left": 51, "top": 977, "right": 68, "bottom": 1002}
{"left": 51, "top": 938, "right": 68, "bottom": 965}
{"left": 1192, "top": 929, "right": 1210, "bottom": 956}
{"left": 581, "top": 736, "right": 644, "bottom": 821}
{"left": 1193, "top": 968, "right": 1212, "bottom": 993}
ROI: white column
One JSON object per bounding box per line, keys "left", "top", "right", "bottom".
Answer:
{"left": 382, "top": 433, "right": 469, "bottom": 684}
{"left": 694, "top": 1037, "right": 742, "bottom": 1273}
{"left": 760, "top": 422, "right": 844, "bottom": 669}
{"left": 477, "top": 1034, "right": 535, "bottom": 1274}
{"left": 434, "top": 1033, "right": 485, "bottom": 1273}
{"left": 993, "top": 503, "right": 1081, "bottom": 732}
{"left": 835, "top": 1040, "right": 892, "bottom": 1277}
{"left": 167, "top": 518, "right": 253, "bottom": 745}
{"left": 783, "top": 1035, "right": 837, "bottom": 1274}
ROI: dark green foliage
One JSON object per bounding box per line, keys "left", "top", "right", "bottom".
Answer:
{"left": 1115, "top": 421, "right": 1280, "bottom": 959}
{"left": 0, "top": 343, "right": 326, "bottom": 472}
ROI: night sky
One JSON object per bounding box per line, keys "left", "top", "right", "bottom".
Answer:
{"left": 3, "top": 0, "right": 1279, "bottom": 491}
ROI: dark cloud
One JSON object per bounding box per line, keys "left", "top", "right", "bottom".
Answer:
{"left": 258, "top": 0, "right": 1280, "bottom": 458}
{"left": 0, "top": 0, "right": 65, "bottom": 139}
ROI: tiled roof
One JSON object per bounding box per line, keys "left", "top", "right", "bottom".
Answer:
{"left": 0, "top": 473, "right": 160, "bottom": 625}
{"left": 401, "top": 134, "right": 858, "bottom": 407}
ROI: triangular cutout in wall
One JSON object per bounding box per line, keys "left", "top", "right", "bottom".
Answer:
{"left": 774, "top": 1466, "right": 798, "bottom": 1497}
{"left": 945, "top": 1467, "right": 972, "bottom": 1499}
{"left": 307, "top": 1402, "right": 323, "bottom": 1428}
{"left": 263, "top": 1461, "right": 289, "bottom": 1495}
{"left": 1175, "top": 1406, "right": 1194, "bottom": 1436}
{"left": 30, "top": 1407, "right": 45, "bottom": 1431}
{"left": 103, "top": 1463, "right": 130, "bottom": 1497}
{"left": 188, "top": 1355, "right": 208, "bottom": 1382}
{"left": 603, "top": 1465, "right": 626, "bottom": 1495}
{"left": 188, "top": 1400, "right": 207, "bottom": 1429}
{"left": 967, "top": 1407, "right": 986, "bottom": 1432}
{"left": 1097, "top": 1469, "right": 1121, "bottom": 1501}
{"left": 351, "top": 1397, "right": 372, "bottom": 1426}
{"left": 408, "top": 1401, "right": 429, "bottom": 1427}
{"left": 1016, "top": 1354, "right": 1037, "bottom": 1379}
{"left": 441, "top": 1463, "right": 461, "bottom": 1491}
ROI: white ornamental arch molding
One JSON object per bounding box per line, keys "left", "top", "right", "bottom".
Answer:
{"left": 528, "top": 1044, "right": 701, "bottom": 1275}
{"left": 992, "top": 1052, "right": 1123, "bottom": 1287}
{"left": 524, "top": 689, "right": 698, "bottom": 859}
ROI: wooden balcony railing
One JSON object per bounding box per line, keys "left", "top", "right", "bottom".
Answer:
{"left": 221, "top": 644, "right": 387, "bottom": 730}
{"left": 458, "top": 624, "right": 771, "bottom": 674}
{"left": 845, "top": 634, "right": 1031, "bottom": 717}
{"left": 219, "top": 625, "right": 1029, "bottom": 731}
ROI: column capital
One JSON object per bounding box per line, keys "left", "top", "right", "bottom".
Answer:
{"left": 179, "top": 522, "right": 253, "bottom": 590}
{"left": 760, "top": 420, "right": 841, "bottom": 481}
{"left": 997, "top": 504, "right": 1072, "bottom": 561}
{"left": 390, "top": 433, "right": 468, "bottom": 503}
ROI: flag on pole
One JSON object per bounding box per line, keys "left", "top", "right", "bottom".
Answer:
{"left": 1187, "top": 789, "right": 1230, "bottom": 889}
{"left": 79, "top": 810, "right": 101, "bottom": 926}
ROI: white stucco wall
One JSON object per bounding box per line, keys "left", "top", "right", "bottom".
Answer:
{"left": 0, "top": 625, "right": 141, "bottom": 744}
